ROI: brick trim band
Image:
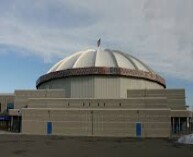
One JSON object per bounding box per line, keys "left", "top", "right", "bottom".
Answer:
{"left": 36, "top": 67, "right": 166, "bottom": 88}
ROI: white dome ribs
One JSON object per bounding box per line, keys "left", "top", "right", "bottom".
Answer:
{"left": 48, "top": 48, "right": 154, "bottom": 74}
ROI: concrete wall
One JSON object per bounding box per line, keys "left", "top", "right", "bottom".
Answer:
{"left": 127, "top": 89, "right": 186, "bottom": 110}
{"left": 171, "top": 110, "right": 192, "bottom": 117}
{"left": 38, "top": 75, "right": 163, "bottom": 98}
{"left": 5, "top": 88, "right": 187, "bottom": 137}
{"left": 165, "top": 89, "right": 186, "bottom": 110}
{"left": 14, "top": 89, "right": 65, "bottom": 109}
{"left": 22, "top": 95, "right": 170, "bottom": 137}
{"left": 27, "top": 97, "right": 168, "bottom": 109}
{"left": 22, "top": 108, "right": 170, "bottom": 137}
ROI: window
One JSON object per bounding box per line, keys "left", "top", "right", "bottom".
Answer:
{"left": 7, "top": 103, "right": 14, "bottom": 110}
{"left": 7, "top": 103, "right": 14, "bottom": 112}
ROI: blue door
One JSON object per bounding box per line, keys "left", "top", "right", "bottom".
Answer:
{"left": 136, "top": 122, "right": 142, "bottom": 137}
{"left": 47, "top": 122, "right": 52, "bottom": 135}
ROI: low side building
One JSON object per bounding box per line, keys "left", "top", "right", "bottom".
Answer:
{"left": 18, "top": 89, "right": 190, "bottom": 137}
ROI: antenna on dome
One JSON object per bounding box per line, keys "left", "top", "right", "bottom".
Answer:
{"left": 97, "top": 38, "right": 101, "bottom": 47}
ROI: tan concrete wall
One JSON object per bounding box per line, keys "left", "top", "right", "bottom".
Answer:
{"left": 14, "top": 89, "right": 65, "bottom": 109}
{"left": 22, "top": 108, "right": 170, "bottom": 137}
{"left": 27, "top": 97, "right": 168, "bottom": 109}
{"left": 171, "top": 110, "right": 192, "bottom": 117}
{"left": 139, "top": 109, "right": 171, "bottom": 137}
{"left": 127, "top": 89, "right": 187, "bottom": 110}
{"left": 166, "top": 89, "right": 186, "bottom": 110}
{"left": 22, "top": 109, "right": 50, "bottom": 135}
{"left": 22, "top": 108, "right": 92, "bottom": 136}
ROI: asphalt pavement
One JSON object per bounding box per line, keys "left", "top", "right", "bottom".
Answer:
{"left": 0, "top": 134, "right": 192, "bottom": 157}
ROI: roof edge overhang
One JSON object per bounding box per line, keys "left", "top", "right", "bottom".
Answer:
{"left": 36, "top": 67, "right": 166, "bottom": 88}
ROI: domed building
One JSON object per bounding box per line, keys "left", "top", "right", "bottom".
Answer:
{"left": 0, "top": 46, "right": 192, "bottom": 137}
{"left": 36, "top": 48, "right": 165, "bottom": 98}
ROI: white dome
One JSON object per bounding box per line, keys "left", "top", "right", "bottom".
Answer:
{"left": 37, "top": 48, "right": 166, "bottom": 89}
{"left": 48, "top": 48, "right": 154, "bottom": 73}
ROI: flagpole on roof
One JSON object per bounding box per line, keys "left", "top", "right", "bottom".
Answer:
{"left": 97, "top": 38, "right": 101, "bottom": 47}
{"left": 97, "top": 38, "right": 101, "bottom": 50}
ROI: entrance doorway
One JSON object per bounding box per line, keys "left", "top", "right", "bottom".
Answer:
{"left": 136, "top": 122, "right": 142, "bottom": 137}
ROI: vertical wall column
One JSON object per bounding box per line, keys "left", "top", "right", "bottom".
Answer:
{"left": 178, "top": 117, "right": 181, "bottom": 134}
{"left": 10, "top": 116, "right": 13, "bottom": 131}
{"left": 172, "top": 117, "right": 175, "bottom": 134}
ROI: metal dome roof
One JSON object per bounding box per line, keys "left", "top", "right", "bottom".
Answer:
{"left": 36, "top": 48, "right": 166, "bottom": 88}
{"left": 48, "top": 48, "right": 154, "bottom": 73}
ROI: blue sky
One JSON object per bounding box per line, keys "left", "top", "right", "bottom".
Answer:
{"left": 0, "top": 0, "right": 192, "bottom": 108}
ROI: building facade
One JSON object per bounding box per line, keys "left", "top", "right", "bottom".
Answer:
{"left": 0, "top": 48, "right": 192, "bottom": 137}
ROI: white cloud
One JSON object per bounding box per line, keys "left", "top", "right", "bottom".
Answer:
{"left": 0, "top": 0, "right": 193, "bottom": 80}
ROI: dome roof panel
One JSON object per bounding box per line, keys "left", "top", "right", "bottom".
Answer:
{"left": 47, "top": 48, "right": 155, "bottom": 74}
{"left": 129, "top": 57, "right": 150, "bottom": 72}
{"left": 55, "top": 51, "right": 82, "bottom": 71}
{"left": 47, "top": 59, "right": 64, "bottom": 73}
{"left": 73, "top": 49, "right": 96, "bottom": 68}
{"left": 113, "top": 51, "right": 135, "bottom": 69}
{"left": 95, "top": 49, "right": 116, "bottom": 67}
